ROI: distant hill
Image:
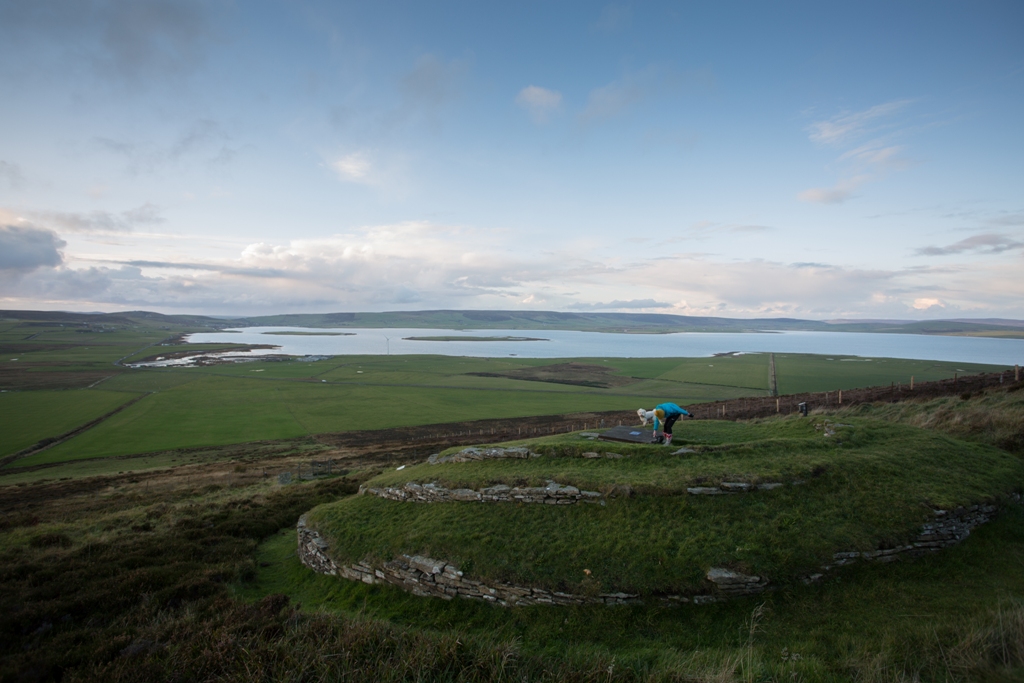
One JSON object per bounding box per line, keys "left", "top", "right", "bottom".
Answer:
{"left": 2, "top": 309, "right": 1022, "bottom": 337}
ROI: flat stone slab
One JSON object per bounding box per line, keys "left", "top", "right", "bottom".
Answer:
{"left": 597, "top": 425, "right": 657, "bottom": 444}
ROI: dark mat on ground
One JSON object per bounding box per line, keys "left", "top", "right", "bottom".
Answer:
{"left": 597, "top": 425, "right": 657, "bottom": 444}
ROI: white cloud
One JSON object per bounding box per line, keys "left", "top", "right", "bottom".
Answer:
{"left": 916, "top": 233, "right": 1024, "bottom": 256}
{"left": 567, "top": 299, "right": 672, "bottom": 311}
{"left": 839, "top": 143, "right": 908, "bottom": 169}
{"left": 516, "top": 86, "right": 563, "bottom": 124}
{"left": 95, "top": 119, "right": 238, "bottom": 175}
{"left": 797, "top": 176, "right": 867, "bottom": 204}
{"left": 912, "top": 298, "right": 944, "bottom": 310}
{"left": 807, "top": 100, "right": 912, "bottom": 146}
{"left": 330, "top": 152, "right": 372, "bottom": 182}
{"left": 26, "top": 203, "right": 164, "bottom": 233}
{"left": 988, "top": 213, "right": 1024, "bottom": 227}
{"left": 800, "top": 101, "right": 915, "bottom": 204}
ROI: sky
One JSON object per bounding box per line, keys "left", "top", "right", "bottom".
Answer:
{"left": 1, "top": 0, "right": 1023, "bottom": 319}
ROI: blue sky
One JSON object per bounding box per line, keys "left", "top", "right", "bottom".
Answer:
{"left": 1, "top": 0, "right": 1022, "bottom": 318}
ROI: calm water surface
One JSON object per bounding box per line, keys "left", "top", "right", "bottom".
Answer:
{"left": 184, "top": 327, "right": 1024, "bottom": 366}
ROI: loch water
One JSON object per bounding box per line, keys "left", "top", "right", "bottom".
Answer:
{"left": 184, "top": 327, "right": 1024, "bottom": 366}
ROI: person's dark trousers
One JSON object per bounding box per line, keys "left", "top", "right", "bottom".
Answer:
{"left": 663, "top": 414, "right": 680, "bottom": 435}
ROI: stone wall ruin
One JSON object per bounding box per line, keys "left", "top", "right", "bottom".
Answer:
{"left": 298, "top": 497, "right": 1011, "bottom": 607}
{"left": 362, "top": 480, "right": 604, "bottom": 505}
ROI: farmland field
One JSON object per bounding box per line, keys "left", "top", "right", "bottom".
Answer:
{"left": 0, "top": 389, "right": 139, "bottom": 458}
{"left": 0, "top": 309, "right": 1011, "bottom": 472}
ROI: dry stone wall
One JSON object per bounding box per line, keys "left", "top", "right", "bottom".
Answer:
{"left": 686, "top": 481, "right": 786, "bottom": 495}
{"left": 362, "top": 480, "right": 604, "bottom": 505}
{"left": 365, "top": 477, "right": 798, "bottom": 502}
{"left": 802, "top": 501, "right": 1010, "bottom": 583}
{"left": 302, "top": 488, "right": 1015, "bottom": 606}
{"left": 298, "top": 513, "right": 769, "bottom": 605}
{"left": 297, "top": 515, "right": 640, "bottom": 606}
{"left": 427, "top": 446, "right": 539, "bottom": 464}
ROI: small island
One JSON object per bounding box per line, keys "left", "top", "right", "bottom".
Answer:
{"left": 261, "top": 331, "right": 355, "bottom": 336}
{"left": 402, "top": 335, "right": 549, "bottom": 342}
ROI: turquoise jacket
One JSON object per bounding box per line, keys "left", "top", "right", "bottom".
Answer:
{"left": 655, "top": 403, "right": 688, "bottom": 419}
{"left": 653, "top": 402, "right": 690, "bottom": 430}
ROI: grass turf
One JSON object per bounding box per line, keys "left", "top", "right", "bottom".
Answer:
{"left": 308, "top": 414, "right": 1024, "bottom": 596}
{"left": 0, "top": 389, "right": 140, "bottom": 458}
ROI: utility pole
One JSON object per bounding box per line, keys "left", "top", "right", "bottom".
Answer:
{"left": 768, "top": 353, "right": 778, "bottom": 397}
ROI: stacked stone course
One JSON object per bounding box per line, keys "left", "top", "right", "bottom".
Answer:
{"left": 686, "top": 481, "right": 786, "bottom": 495}
{"left": 427, "top": 446, "right": 539, "bottom": 464}
{"left": 297, "top": 515, "right": 640, "bottom": 606}
{"left": 705, "top": 567, "right": 768, "bottom": 597}
{"left": 801, "top": 500, "right": 1012, "bottom": 583}
{"left": 300, "top": 497, "right": 1015, "bottom": 605}
{"left": 362, "top": 480, "right": 603, "bottom": 505}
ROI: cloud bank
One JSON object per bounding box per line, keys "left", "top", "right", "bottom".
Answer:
{"left": 3, "top": 218, "right": 1022, "bottom": 319}
{"left": 0, "top": 224, "right": 65, "bottom": 271}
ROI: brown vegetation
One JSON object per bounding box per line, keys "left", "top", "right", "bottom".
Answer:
{"left": 466, "top": 362, "right": 641, "bottom": 388}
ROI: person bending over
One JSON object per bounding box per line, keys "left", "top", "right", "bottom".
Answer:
{"left": 637, "top": 402, "right": 691, "bottom": 446}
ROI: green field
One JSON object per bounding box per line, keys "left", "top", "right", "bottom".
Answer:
{"left": 0, "top": 310, "right": 1013, "bottom": 476}
{"left": 3, "top": 352, "right": 1000, "bottom": 469}
{"left": 0, "top": 389, "right": 139, "bottom": 458}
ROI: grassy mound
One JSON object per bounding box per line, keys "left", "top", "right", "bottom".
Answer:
{"left": 307, "top": 414, "right": 1024, "bottom": 596}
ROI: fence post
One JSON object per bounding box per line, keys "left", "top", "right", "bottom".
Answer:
{"left": 910, "top": 376, "right": 914, "bottom": 390}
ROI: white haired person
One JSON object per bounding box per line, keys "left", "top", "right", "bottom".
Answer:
{"left": 637, "top": 402, "right": 691, "bottom": 446}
